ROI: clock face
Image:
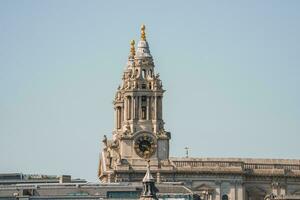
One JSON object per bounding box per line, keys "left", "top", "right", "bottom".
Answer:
{"left": 134, "top": 134, "right": 157, "bottom": 158}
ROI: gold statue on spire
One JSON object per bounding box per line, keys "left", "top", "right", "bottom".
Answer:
{"left": 130, "top": 39, "right": 135, "bottom": 56}
{"left": 141, "top": 24, "right": 146, "bottom": 41}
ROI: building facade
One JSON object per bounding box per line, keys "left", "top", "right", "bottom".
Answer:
{"left": 98, "top": 25, "right": 300, "bottom": 200}
{"left": 0, "top": 172, "right": 193, "bottom": 200}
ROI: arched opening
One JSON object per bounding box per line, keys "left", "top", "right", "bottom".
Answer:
{"left": 135, "top": 69, "right": 139, "bottom": 78}
{"left": 141, "top": 96, "right": 147, "bottom": 120}
{"left": 142, "top": 69, "right": 146, "bottom": 79}
{"left": 149, "top": 69, "right": 153, "bottom": 77}
{"left": 222, "top": 195, "right": 228, "bottom": 200}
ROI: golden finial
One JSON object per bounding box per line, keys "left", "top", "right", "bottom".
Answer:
{"left": 130, "top": 39, "right": 135, "bottom": 56}
{"left": 141, "top": 24, "right": 146, "bottom": 41}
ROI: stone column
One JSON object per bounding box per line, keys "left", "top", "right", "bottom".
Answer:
{"left": 154, "top": 96, "right": 157, "bottom": 120}
{"left": 132, "top": 96, "right": 135, "bottom": 120}
{"left": 215, "top": 181, "right": 221, "bottom": 200}
{"left": 231, "top": 183, "right": 235, "bottom": 200}
{"left": 121, "top": 106, "right": 124, "bottom": 125}
{"left": 117, "top": 107, "right": 121, "bottom": 129}
{"left": 236, "top": 181, "right": 244, "bottom": 200}
{"left": 127, "top": 97, "right": 131, "bottom": 120}
{"left": 137, "top": 96, "right": 140, "bottom": 119}
{"left": 124, "top": 96, "right": 127, "bottom": 122}
{"left": 157, "top": 96, "right": 162, "bottom": 120}
{"left": 151, "top": 96, "right": 154, "bottom": 119}
{"left": 138, "top": 96, "right": 142, "bottom": 119}
{"left": 114, "top": 107, "right": 117, "bottom": 129}
{"left": 146, "top": 96, "right": 150, "bottom": 120}
{"left": 160, "top": 96, "right": 163, "bottom": 120}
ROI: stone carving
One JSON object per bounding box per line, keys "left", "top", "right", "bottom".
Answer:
{"left": 264, "top": 193, "right": 277, "bottom": 200}
{"left": 115, "top": 91, "right": 122, "bottom": 101}
{"left": 271, "top": 181, "right": 280, "bottom": 188}
{"left": 106, "top": 148, "right": 112, "bottom": 169}
{"left": 102, "top": 135, "right": 108, "bottom": 150}
{"left": 110, "top": 138, "right": 121, "bottom": 165}
{"left": 155, "top": 73, "right": 160, "bottom": 79}
{"left": 157, "top": 129, "right": 165, "bottom": 137}
{"left": 123, "top": 122, "right": 131, "bottom": 136}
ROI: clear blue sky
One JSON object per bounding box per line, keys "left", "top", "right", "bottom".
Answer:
{"left": 1, "top": 1, "right": 300, "bottom": 182}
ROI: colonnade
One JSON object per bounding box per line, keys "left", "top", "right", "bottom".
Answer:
{"left": 115, "top": 95, "right": 162, "bottom": 130}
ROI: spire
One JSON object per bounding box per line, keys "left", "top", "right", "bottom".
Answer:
{"left": 140, "top": 160, "right": 158, "bottom": 200}
{"left": 143, "top": 160, "right": 154, "bottom": 182}
{"left": 141, "top": 24, "right": 146, "bottom": 41}
{"left": 125, "top": 39, "right": 136, "bottom": 70}
{"left": 136, "top": 24, "right": 152, "bottom": 58}
{"left": 129, "top": 39, "right": 135, "bottom": 58}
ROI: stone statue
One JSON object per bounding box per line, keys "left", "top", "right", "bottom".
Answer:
{"left": 102, "top": 135, "right": 108, "bottom": 150}
{"left": 109, "top": 139, "right": 121, "bottom": 165}
{"left": 106, "top": 148, "right": 112, "bottom": 169}
{"left": 123, "top": 122, "right": 131, "bottom": 136}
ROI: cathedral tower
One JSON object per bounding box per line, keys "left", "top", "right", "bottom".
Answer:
{"left": 99, "top": 25, "right": 171, "bottom": 183}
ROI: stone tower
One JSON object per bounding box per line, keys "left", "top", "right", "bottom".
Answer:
{"left": 98, "top": 25, "right": 172, "bottom": 183}
{"left": 140, "top": 160, "right": 158, "bottom": 200}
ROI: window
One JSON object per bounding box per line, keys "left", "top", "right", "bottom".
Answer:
{"left": 141, "top": 96, "right": 147, "bottom": 120}
{"left": 142, "top": 69, "right": 146, "bottom": 79}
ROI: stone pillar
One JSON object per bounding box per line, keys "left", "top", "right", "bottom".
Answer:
{"left": 137, "top": 96, "right": 140, "bottom": 119}
{"left": 151, "top": 96, "right": 154, "bottom": 119}
{"left": 160, "top": 96, "right": 163, "bottom": 120}
{"left": 236, "top": 181, "right": 244, "bottom": 200}
{"left": 117, "top": 107, "right": 121, "bottom": 129}
{"left": 135, "top": 96, "right": 138, "bottom": 119}
{"left": 127, "top": 97, "right": 131, "bottom": 120}
{"left": 121, "top": 106, "right": 124, "bottom": 125}
{"left": 231, "top": 186, "right": 235, "bottom": 200}
{"left": 132, "top": 96, "right": 135, "bottom": 120}
{"left": 138, "top": 96, "right": 142, "bottom": 119}
{"left": 154, "top": 96, "right": 157, "bottom": 120}
{"left": 136, "top": 96, "right": 139, "bottom": 119}
{"left": 124, "top": 97, "right": 127, "bottom": 122}
{"left": 157, "top": 96, "right": 162, "bottom": 120}
{"left": 147, "top": 96, "right": 150, "bottom": 120}
{"left": 114, "top": 108, "right": 117, "bottom": 129}
{"left": 149, "top": 96, "right": 152, "bottom": 120}
{"left": 156, "top": 171, "right": 161, "bottom": 183}
{"left": 215, "top": 181, "right": 221, "bottom": 200}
